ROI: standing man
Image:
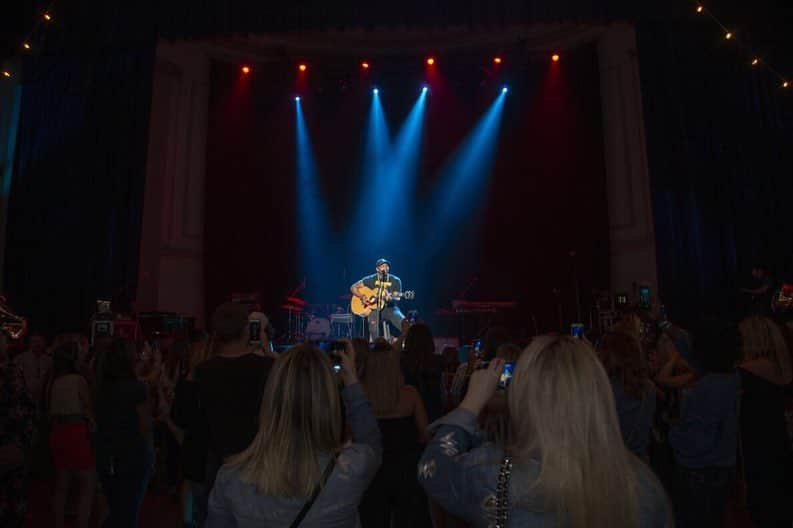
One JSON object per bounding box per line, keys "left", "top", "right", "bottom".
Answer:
{"left": 351, "top": 259, "right": 406, "bottom": 340}
{"left": 195, "top": 303, "right": 274, "bottom": 495}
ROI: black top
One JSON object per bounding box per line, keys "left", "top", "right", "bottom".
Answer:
{"left": 194, "top": 353, "right": 273, "bottom": 460}
{"left": 377, "top": 415, "right": 419, "bottom": 456}
{"left": 96, "top": 379, "right": 150, "bottom": 455}
{"left": 171, "top": 377, "right": 209, "bottom": 481}
{"left": 738, "top": 368, "right": 791, "bottom": 469}
{"left": 361, "top": 274, "right": 402, "bottom": 307}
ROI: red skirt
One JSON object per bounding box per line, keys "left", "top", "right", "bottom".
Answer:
{"left": 50, "top": 421, "right": 95, "bottom": 470}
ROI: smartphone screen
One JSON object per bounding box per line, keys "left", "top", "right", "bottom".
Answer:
{"left": 499, "top": 362, "right": 515, "bottom": 389}
{"left": 249, "top": 320, "right": 262, "bottom": 345}
{"left": 639, "top": 286, "right": 651, "bottom": 309}
{"left": 330, "top": 352, "right": 342, "bottom": 373}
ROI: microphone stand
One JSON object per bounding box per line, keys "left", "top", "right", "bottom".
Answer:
{"left": 377, "top": 272, "right": 386, "bottom": 340}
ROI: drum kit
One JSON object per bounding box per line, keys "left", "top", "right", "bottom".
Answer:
{"left": 281, "top": 294, "right": 359, "bottom": 341}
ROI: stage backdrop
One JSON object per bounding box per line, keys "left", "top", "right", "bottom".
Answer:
{"left": 638, "top": 21, "right": 793, "bottom": 322}
{"left": 204, "top": 44, "right": 610, "bottom": 337}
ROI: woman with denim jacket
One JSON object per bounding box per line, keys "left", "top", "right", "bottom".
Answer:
{"left": 419, "top": 335, "right": 671, "bottom": 528}
{"left": 207, "top": 341, "right": 381, "bottom": 527}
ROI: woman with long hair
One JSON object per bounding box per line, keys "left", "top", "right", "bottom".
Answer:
{"left": 598, "top": 331, "right": 657, "bottom": 459}
{"left": 207, "top": 341, "right": 381, "bottom": 527}
{"left": 737, "top": 315, "right": 793, "bottom": 527}
{"left": 47, "top": 342, "right": 96, "bottom": 528}
{"left": 359, "top": 340, "right": 431, "bottom": 527}
{"left": 420, "top": 335, "right": 670, "bottom": 527}
{"left": 403, "top": 323, "right": 444, "bottom": 421}
{"left": 95, "top": 339, "right": 153, "bottom": 527}
{"left": 171, "top": 331, "right": 212, "bottom": 526}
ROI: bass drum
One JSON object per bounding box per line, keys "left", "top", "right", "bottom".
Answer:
{"left": 305, "top": 317, "right": 331, "bottom": 341}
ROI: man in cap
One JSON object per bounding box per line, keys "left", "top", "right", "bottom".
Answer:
{"left": 350, "top": 258, "right": 406, "bottom": 340}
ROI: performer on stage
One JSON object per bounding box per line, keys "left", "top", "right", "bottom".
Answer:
{"left": 350, "top": 258, "right": 405, "bottom": 340}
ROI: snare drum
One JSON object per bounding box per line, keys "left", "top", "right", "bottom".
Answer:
{"left": 305, "top": 317, "right": 331, "bottom": 340}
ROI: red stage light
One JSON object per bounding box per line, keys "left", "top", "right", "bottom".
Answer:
{"left": 426, "top": 57, "right": 436, "bottom": 66}
{"left": 241, "top": 66, "right": 251, "bottom": 74}
{"left": 298, "top": 64, "right": 308, "bottom": 72}
{"left": 551, "top": 53, "right": 561, "bottom": 63}
{"left": 493, "top": 57, "right": 502, "bottom": 64}
{"left": 361, "top": 62, "right": 370, "bottom": 70}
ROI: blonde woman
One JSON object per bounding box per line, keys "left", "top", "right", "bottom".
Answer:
{"left": 359, "top": 340, "right": 431, "bottom": 527}
{"left": 419, "top": 336, "right": 670, "bottom": 528}
{"left": 737, "top": 316, "right": 793, "bottom": 527}
{"left": 207, "top": 342, "right": 381, "bottom": 527}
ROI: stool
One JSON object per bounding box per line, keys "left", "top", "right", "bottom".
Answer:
{"left": 330, "top": 313, "right": 354, "bottom": 338}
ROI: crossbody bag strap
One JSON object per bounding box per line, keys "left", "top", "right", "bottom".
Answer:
{"left": 495, "top": 455, "right": 513, "bottom": 528}
{"left": 289, "top": 456, "right": 337, "bottom": 528}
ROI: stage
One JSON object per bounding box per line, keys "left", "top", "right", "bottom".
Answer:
{"left": 133, "top": 25, "right": 659, "bottom": 337}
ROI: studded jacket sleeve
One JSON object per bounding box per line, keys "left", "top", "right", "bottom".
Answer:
{"left": 418, "top": 407, "right": 487, "bottom": 520}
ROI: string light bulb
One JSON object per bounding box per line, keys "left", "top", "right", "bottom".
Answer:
{"left": 725, "top": 32, "right": 733, "bottom": 40}
{"left": 493, "top": 57, "right": 502, "bottom": 64}
{"left": 361, "top": 61, "right": 370, "bottom": 70}
{"left": 696, "top": 5, "right": 704, "bottom": 13}
{"left": 43, "top": 12, "right": 52, "bottom": 22}
{"left": 426, "top": 57, "right": 436, "bottom": 66}
{"left": 783, "top": 81, "right": 790, "bottom": 89}
{"left": 22, "top": 42, "right": 31, "bottom": 51}
{"left": 298, "top": 63, "right": 307, "bottom": 72}
{"left": 751, "top": 58, "right": 760, "bottom": 66}
{"left": 2, "top": 71, "right": 12, "bottom": 78}
{"left": 551, "top": 53, "right": 561, "bottom": 62}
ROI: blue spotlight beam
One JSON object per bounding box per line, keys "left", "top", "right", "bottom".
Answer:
{"left": 346, "top": 91, "right": 392, "bottom": 248}
{"left": 372, "top": 88, "right": 428, "bottom": 232}
{"left": 295, "top": 100, "right": 336, "bottom": 291}
{"left": 389, "top": 88, "right": 428, "bottom": 181}
{"left": 368, "top": 90, "right": 390, "bottom": 167}
{"left": 424, "top": 90, "right": 508, "bottom": 249}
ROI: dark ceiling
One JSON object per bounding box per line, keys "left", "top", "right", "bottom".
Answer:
{"left": 2, "top": 1, "right": 792, "bottom": 73}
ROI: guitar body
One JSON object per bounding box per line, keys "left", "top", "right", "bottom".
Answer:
{"left": 351, "top": 286, "right": 415, "bottom": 317}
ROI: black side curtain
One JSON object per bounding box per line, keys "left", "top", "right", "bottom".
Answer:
{"left": 3, "top": 45, "right": 155, "bottom": 335}
{"left": 637, "top": 21, "right": 793, "bottom": 322}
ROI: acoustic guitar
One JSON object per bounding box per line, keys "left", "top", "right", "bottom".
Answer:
{"left": 351, "top": 286, "right": 415, "bottom": 317}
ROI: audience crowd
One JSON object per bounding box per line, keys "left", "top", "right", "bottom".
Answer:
{"left": 1, "top": 293, "right": 792, "bottom": 528}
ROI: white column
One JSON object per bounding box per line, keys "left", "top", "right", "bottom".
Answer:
{"left": 598, "top": 23, "right": 659, "bottom": 299}
{"left": 136, "top": 42, "right": 209, "bottom": 326}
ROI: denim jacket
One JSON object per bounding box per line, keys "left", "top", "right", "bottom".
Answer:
{"left": 418, "top": 408, "right": 671, "bottom": 527}
{"left": 207, "top": 383, "right": 382, "bottom": 527}
{"left": 669, "top": 372, "right": 741, "bottom": 469}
